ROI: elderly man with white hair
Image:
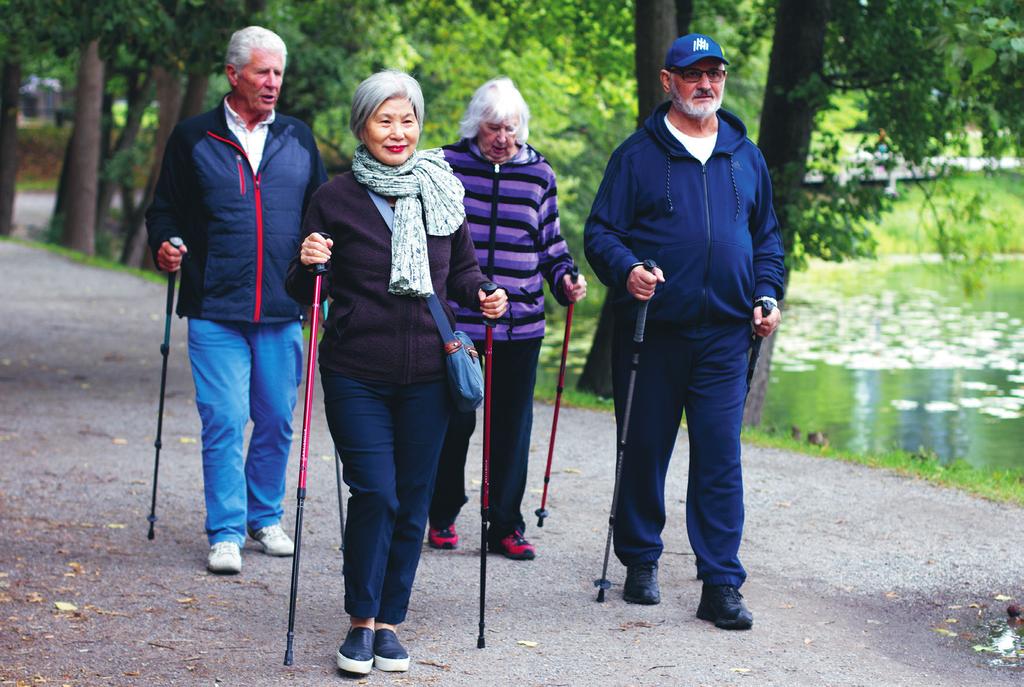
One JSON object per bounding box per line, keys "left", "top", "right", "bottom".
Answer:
{"left": 427, "top": 77, "right": 587, "bottom": 561}
{"left": 147, "top": 25, "right": 327, "bottom": 575}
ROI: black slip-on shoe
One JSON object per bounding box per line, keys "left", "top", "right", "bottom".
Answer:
{"left": 372, "top": 628, "right": 410, "bottom": 672}
{"left": 336, "top": 627, "right": 374, "bottom": 674}
{"left": 696, "top": 584, "right": 753, "bottom": 630}
{"left": 623, "top": 562, "right": 660, "bottom": 605}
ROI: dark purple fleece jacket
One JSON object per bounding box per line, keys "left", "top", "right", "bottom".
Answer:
{"left": 285, "top": 171, "right": 487, "bottom": 385}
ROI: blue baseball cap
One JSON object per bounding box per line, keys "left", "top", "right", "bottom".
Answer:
{"left": 664, "top": 33, "right": 729, "bottom": 69}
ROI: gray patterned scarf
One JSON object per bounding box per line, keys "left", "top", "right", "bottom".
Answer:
{"left": 352, "top": 145, "right": 466, "bottom": 297}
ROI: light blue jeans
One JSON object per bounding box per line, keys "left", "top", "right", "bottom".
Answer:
{"left": 187, "top": 318, "right": 303, "bottom": 546}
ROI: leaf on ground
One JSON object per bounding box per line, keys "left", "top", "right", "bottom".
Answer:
{"left": 561, "top": 467, "right": 581, "bottom": 474}
{"left": 730, "top": 667, "right": 751, "bottom": 673}
{"left": 123, "top": 672, "right": 140, "bottom": 677}
{"left": 112, "top": 438, "right": 128, "bottom": 445}
{"left": 948, "top": 604, "right": 963, "bottom": 609}
{"left": 804, "top": 637, "right": 813, "bottom": 645}
{"left": 932, "top": 627, "right": 957, "bottom": 637}
{"left": 884, "top": 591, "right": 899, "bottom": 599}
{"left": 969, "top": 603, "right": 981, "bottom": 608}
{"left": 529, "top": 488, "right": 543, "bottom": 495}
{"left": 84, "top": 605, "right": 127, "bottom": 617}
{"left": 27, "top": 592, "right": 44, "bottom": 603}
{"left": 994, "top": 594, "right": 1013, "bottom": 602}
{"left": 943, "top": 618, "right": 958, "bottom": 623}
{"left": 775, "top": 501, "right": 792, "bottom": 508}
{"left": 619, "top": 620, "right": 660, "bottom": 630}
{"left": 320, "top": 454, "right": 332, "bottom": 461}
{"left": 176, "top": 597, "right": 195, "bottom": 604}
{"left": 179, "top": 437, "right": 198, "bottom": 444}
{"left": 516, "top": 640, "right": 538, "bottom": 648}
{"left": 107, "top": 523, "right": 125, "bottom": 529}
{"left": 416, "top": 659, "right": 450, "bottom": 670}
{"left": 54, "top": 601, "right": 78, "bottom": 612}
{"left": 973, "top": 644, "right": 997, "bottom": 652}
{"left": 778, "top": 603, "right": 795, "bottom": 609}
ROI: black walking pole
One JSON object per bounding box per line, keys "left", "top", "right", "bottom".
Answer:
{"left": 746, "top": 299, "right": 775, "bottom": 391}
{"left": 477, "top": 281, "right": 499, "bottom": 649}
{"left": 536, "top": 264, "right": 579, "bottom": 528}
{"left": 595, "top": 259, "right": 657, "bottom": 602}
{"left": 283, "top": 260, "right": 328, "bottom": 666}
{"left": 147, "top": 236, "right": 184, "bottom": 540}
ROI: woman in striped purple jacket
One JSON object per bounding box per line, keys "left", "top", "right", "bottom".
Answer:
{"left": 427, "top": 78, "right": 588, "bottom": 560}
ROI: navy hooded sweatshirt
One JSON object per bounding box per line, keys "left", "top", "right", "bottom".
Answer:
{"left": 584, "top": 102, "right": 785, "bottom": 327}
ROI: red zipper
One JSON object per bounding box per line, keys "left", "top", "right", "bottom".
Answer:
{"left": 207, "top": 132, "right": 263, "bottom": 322}
{"left": 253, "top": 174, "right": 264, "bottom": 321}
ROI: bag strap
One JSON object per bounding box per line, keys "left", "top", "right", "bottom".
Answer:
{"left": 366, "top": 186, "right": 459, "bottom": 353}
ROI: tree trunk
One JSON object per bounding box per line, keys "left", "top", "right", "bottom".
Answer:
{"left": 743, "top": 0, "right": 830, "bottom": 427}
{"left": 179, "top": 71, "right": 210, "bottom": 121}
{"left": 63, "top": 40, "right": 105, "bottom": 255}
{"left": 0, "top": 60, "right": 21, "bottom": 237}
{"left": 578, "top": 0, "right": 680, "bottom": 397}
{"left": 96, "top": 70, "right": 152, "bottom": 236}
{"left": 675, "top": 0, "right": 693, "bottom": 39}
{"left": 121, "top": 67, "right": 181, "bottom": 267}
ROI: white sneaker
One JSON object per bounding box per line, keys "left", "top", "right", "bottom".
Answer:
{"left": 207, "top": 541, "right": 242, "bottom": 574}
{"left": 248, "top": 524, "right": 294, "bottom": 556}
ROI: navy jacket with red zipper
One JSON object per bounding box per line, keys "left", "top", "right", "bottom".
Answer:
{"left": 146, "top": 103, "right": 327, "bottom": 323}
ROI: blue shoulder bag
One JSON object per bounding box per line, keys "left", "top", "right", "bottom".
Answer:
{"left": 366, "top": 189, "right": 484, "bottom": 412}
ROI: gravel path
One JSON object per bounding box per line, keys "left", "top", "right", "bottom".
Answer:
{"left": 0, "top": 240, "right": 1020, "bottom": 686}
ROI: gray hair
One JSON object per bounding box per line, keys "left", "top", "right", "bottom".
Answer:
{"left": 459, "top": 77, "right": 530, "bottom": 143}
{"left": 225, "top": 26, "right": 288, "bottom": 71}
{"left": 350, "top": 70, "right": 425, "bottom": 141}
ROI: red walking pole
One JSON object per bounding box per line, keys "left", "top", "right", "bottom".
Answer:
{"left": 477, "top": 281, "right": 499, "bottom": 649}
{"left": 536, "top": 265, "right": 579, "bottom": 528}
{"left": 283, "top": 261, "right": 327, "bottom": 666}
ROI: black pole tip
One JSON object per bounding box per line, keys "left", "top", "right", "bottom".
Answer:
{"left": 594, "top": 578, "right": 611, "bottom": 602}
{"left": 283, "top": 649, "right": 293, "bottom": 666}
{"left": 477, "top": 636, "right": 485, "bottom": 649}
{"left": 147, "top": 529, "right": 154, "bottom": 540}
{"left": 596, "top": 589, "right": 606, "bottom": 602}
{"left": 535, "top": 508, "right": 548, "bottom": 527}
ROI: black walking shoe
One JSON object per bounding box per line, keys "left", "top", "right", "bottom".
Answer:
{"left": 336, "top": 627, "right": 374, "bottom": 674}
{"left": 372, "top": 628, "right": 410, "bottom": 672}
{"left": 696, "top": 584, "right": 753, "bottom": 630}
{"left": 623, "top": 562, "right": 660, "bottom": 605}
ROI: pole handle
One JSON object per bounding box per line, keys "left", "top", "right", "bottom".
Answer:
{"left": 168, "top": 236, "right": 184, "bottom": 250}
{"left": 569, "top": 264, "right": 579, "bottom": 284}
{"left": 633, "top": 260, "right": 657, "bottom": 344}
{"left": 481, "top": 281, "right": 499, "bottom": 328}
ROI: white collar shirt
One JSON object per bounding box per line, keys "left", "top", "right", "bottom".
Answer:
{"left": 224, "top": 98, "right": 275, "bottom": 174}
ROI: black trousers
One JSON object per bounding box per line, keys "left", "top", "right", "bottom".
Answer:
{"left": 429, "top": 338, "right": 542, "bottom": 543}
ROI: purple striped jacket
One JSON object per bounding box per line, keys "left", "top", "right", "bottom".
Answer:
{"left": 443, "top": 139, "right": 575, "bottom": 341}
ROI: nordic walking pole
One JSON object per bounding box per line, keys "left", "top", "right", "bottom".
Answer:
{"left": 536, "top": 264, "right": 579, "bottom": 528}
{"left": 284, "top": 258, "right": 328, "bottom": 667}
{"left": 745, "top": 299, "right": 775, "bottom": 392}
{"left": 147, "top": 236, "right": 184, "bottom": 541}
{"left": 477, "top": 281, "right": 499, "bottom": 650}
{"left": 595, "top": 259, "right": 657, "bottom": 602}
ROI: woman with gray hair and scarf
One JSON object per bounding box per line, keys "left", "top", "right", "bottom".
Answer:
{"left": 285, "top": 69, "right": 507, "bottom": 675}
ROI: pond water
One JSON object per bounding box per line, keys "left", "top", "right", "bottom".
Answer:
{"left": 538, "top": 256, "right": 1024, "bottom": 472}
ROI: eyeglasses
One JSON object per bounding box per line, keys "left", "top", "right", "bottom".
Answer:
{"left": 671, "top": 67, "right": 727, "bottom": 83}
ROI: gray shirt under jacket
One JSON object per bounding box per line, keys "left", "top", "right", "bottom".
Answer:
{"left": 285, "top": 171, "right": 488, "bottom": 386}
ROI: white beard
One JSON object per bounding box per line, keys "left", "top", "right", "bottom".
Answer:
{"left": 670, "top": 79, "right": 723, "bottom": 120}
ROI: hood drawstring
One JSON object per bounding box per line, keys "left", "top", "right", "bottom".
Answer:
{"left": 664, "top": 156, "right": 674, "bottom": 213}
{"left": 729, "top": 156, "right": 740, "bottom": 221}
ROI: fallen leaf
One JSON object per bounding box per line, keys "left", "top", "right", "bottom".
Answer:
{"left": 730, "top": 667, "right": 751, "bottom": 673}
{"left": 969, "top": 603, "right": 981, "bottom": 609}
{"left": 416, "top": 659, "right": 450, "bottom": 670}
{"left": 112, "top": 438, "right": 128, "bottom": 445}
{"left": 994, "top": 594, "right": 1013, "bottom": 602}
{"left": 931, "top": 627, "right": 957, "bottom": 637}
{"left": 27, "top": 592, "right": 44, "bottom": 603}
{"left": 561, "top": 467, "right": 582, "bottom": 474}
{"left": 619, "top": 620, "right": 659, "bottom": 630}
{"left": 320, "top": 454, "right": 332, "bottom": 461}
{"left": 947, "top": 604, "right": 963, "bottom": 609}
{"left": 778, "top": 603, "right": 795, "bottom": 609}
{"left": 884, "top": 591, "right": 898, "bottom": 599}
{"left": 179, "top": 437, "right": 198, "bottom": 444}
{"left": 804, "top": 637, "right": 813, "bottom": 645}
{"left": 176, "top": 597, "right": 195, "bottom": 604}
{"left": 516, "top": 640, "right": 538, "bottom": 648}
{"left": 107, "top": 523, "right": 126, "bottom": 529}
{"left": 54, "top": 601, "right": 78, "bottom": 612}
{"left": 775, "top": 501, "right": 792, "bottom": 508}
{"left": 123, "top": 672, "right": 140, "bottom": 677}
{"left": 943, "top": 618, "right": 958, "bottom": 624}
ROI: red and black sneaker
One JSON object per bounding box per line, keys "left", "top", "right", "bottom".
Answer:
{"left": 491, "top": 530, "right": 536, "bottom": 560}
{"left": 428, "top": 525, "right": 459, "bottom": 550}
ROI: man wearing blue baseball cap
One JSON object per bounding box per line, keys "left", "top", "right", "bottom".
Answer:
{"left": 584, "top": 33, "right": 784, "bottom": 630}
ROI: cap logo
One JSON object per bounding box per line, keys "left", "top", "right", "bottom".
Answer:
{"left": 693, "top": 37, "right": 710, "bottom": 51}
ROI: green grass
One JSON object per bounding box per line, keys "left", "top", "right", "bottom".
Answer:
{"left": 871, "top": 171, "right": 1024, "bottom": 255}
{"left": 0, "top": 236, "right": 165, "bottom": 286}
{"left": 15, "top": 178, "right": 59, "bottom": 192}
{"left": 533, "top": 382, "right": 1024, "bottom": 507}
